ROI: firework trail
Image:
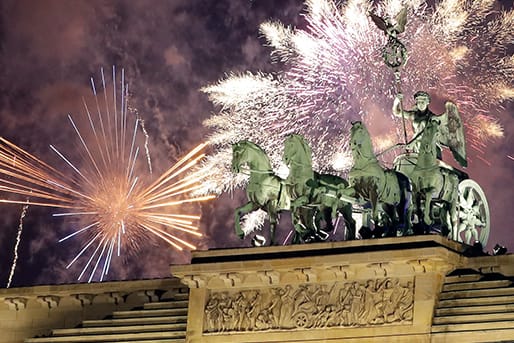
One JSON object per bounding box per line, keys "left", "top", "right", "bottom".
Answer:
{"left": 198, "top": 0, "right": 513, "bottom": 196}
{"left": 0, "top": 67, "right": 214, "bottom": 282}
{"left": 138, "top": 117, "right": 153, "bottom": 174}
{"left": 6, "top": 199, "right": 29, "bottom": 288}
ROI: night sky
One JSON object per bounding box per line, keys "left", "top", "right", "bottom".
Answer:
{"left": 0, "top": 0, "right": 512, "bottom": 287}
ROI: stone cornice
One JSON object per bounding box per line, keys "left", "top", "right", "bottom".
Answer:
{"left": 0, "top": 277, "right": 184, "bottom": 310}
{"left": 172, "top": 237, "right": 462, "bottom": 289}
{"left": 189, "top": 235, "right": 465, "bottom": 263}
{"left": 462, "top": 255, "right": 514, "bottom": 277}
{"left": 4, "top": 297, "right": 28, "bottom": 311}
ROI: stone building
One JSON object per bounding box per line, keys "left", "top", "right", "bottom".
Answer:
{"left": 1, "top": 235, "right": 514, "bottom": 342}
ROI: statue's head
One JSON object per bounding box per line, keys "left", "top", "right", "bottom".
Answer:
{"left": 414, "top": 91, "right": 430, "bottom": 112}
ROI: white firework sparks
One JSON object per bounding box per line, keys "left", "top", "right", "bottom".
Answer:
{"left": 198, "top": 0, "right": 512, "bottom": 195}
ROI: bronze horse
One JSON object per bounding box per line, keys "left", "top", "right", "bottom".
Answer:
{"left": 283, "top": 134, "right": 355, "bottom": 241}
{"left": 349, "top": 122, "right": 411, "bottom": 237}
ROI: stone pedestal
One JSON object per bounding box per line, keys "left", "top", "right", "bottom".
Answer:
{"left": 171, "top": 236, "right": 464, "bottom": 343}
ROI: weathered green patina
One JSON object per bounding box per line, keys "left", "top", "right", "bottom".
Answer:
{"left": 283, "top": 134, "right": 355, "bottom": 241}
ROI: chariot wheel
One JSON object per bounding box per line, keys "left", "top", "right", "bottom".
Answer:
{"left": 294, "top": 312, "right": 309, "bottom": 328}
{"left": 454, "top": 179, "right": 490, "bottom": 246}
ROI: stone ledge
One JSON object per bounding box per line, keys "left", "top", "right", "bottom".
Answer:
{"left": 173, "top": 236, "right": 464, "bottom": 290}
{"left": 189, "top": 235, "right": 465, "bottom": 264}
{"left": 0, "top": 278, "right": 183, "bottom": 302}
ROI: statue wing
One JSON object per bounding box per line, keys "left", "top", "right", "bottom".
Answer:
{"left": 394, "top": 6, "right": 408, "bottom": 33}
{"left": 438, "top": 101, "right": 467, "bottom": 167}
{"left": 369, "top": 12, "right": 389, "bottom": 33}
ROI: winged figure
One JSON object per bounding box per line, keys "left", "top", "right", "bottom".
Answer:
{"left": 393, "top": 91, "right": 467, "bottom": 168}
{"left": 438, "top": 101, "right": 467, "bottom": 167}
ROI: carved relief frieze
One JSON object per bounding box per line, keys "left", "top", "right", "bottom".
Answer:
{"left": 203, "top": 278, "right": 414, "bottom": 333}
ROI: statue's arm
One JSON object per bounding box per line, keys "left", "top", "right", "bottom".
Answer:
{"left": 392, "top": 95, "right": 413, "bottom": 120}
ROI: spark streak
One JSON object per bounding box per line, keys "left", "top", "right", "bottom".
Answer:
{"left": 6, "top": 199, "right": 29, "bottom": 288}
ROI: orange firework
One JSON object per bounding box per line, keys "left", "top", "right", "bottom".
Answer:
{"left": 0, "top": 67, "right": 214, "bottom": 282}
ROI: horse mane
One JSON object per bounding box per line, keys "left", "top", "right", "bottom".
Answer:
{"left": 238, "top": 139, "right": 262, "bottom": 150}
{"left": 234, "top": 140, "right": 273, "bottom": 169}
{"left": 285, "top": 134, "right": 313, "bottom": 162}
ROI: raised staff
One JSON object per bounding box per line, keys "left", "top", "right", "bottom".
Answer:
{"left": 369, "top": 6, "right": 409, "bottom": 146}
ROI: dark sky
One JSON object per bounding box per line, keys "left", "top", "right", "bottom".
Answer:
{"left": 0, "top": 0, "right": 512, "bottom": 287}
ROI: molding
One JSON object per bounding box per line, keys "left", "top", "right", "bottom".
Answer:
{"left": 72, "top": 293, "right": 95, "bottom": 307}
{"left": 182, "top": 275, "right": 207, "bottom": 288}
{"left": 136, "top": 290, "right": 159, "bottom": 302}
{"left": 37, "top": 295, "right": 60, "bottom": 309}
{"left": 107, "top": 292, "right": 126, "bottom": 305}
{"left": 4, "top": 297, "right": 28, "bottom": 311}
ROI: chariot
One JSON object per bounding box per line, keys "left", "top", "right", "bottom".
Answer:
{"left": 348, "top": 118, "right": 490, "bottom": 248}
{"left": 393, "top": 152, "right": 490, "bottom": 246}
{"left": 230, "top": 7, "right": 491, "bottom": 249}
{"left": 231, "top": 118, "right": 490, "bottom": 249}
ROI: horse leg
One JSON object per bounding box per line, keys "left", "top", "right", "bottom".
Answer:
{"left": 405, "top": 204, "right": 413, "bottom": 236}
{"left": 267, "top": 203, "right": 280, "bottom": 245}
{"left": 292, "top": 207, "right": 313, "bottom": 243}
{"left": 367, "top": 188, "right": 377, "bottom": 223}
{"left": 342, "top": 204, "right": 356, "bottom": 240}
{"left": 397, "top": 173, "right": 412, "bottom": 236}
{"left": 381, "top": 203, "right": 396, "bottom": 237}
{"left": 291, "top": 210, "right": 305, "bottom": 244}
{"left": 324, "top": 206, "right": 335, "bottom": 233}
{"left": 370, "top": 190, "right": 381, "bottom": 237}
{"left": 291, "top": 195, "right": 309, "bottom": 211}
{"left": 423, "top": 191, "right": 433, "bottom": 234}
{"left": 310, "top": 206, "right": 332, "bottom": 242}
{"left": 234, "top": 202, "right": 259, "bottom": 239}
{"left": 404, "top": 184, "right": 413, "bottom": 236}
{"left": 412, "top": 192, "right": 424, "bottom": 235}
{"left": 269, "top": 217, "right": 277, "bottom": 246}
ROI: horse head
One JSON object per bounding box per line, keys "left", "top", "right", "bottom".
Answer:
{"left": 232, "top": 141, "right": 249, "bottom": 173}
{"left": 232, "top": 140, "right": 272, "bottom": 174}
{"left": 283, "top": 134, "right": 312, "bottom": 168}
{"left": 350, "top": 121, "right": 374, "bottom": 160}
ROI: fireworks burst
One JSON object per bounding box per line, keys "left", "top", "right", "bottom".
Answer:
{"left": 198, "top": 0, "right": 512, "bottom": 195}
{"left": 0, "top": 67, "right": 214, "bottom": 282}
